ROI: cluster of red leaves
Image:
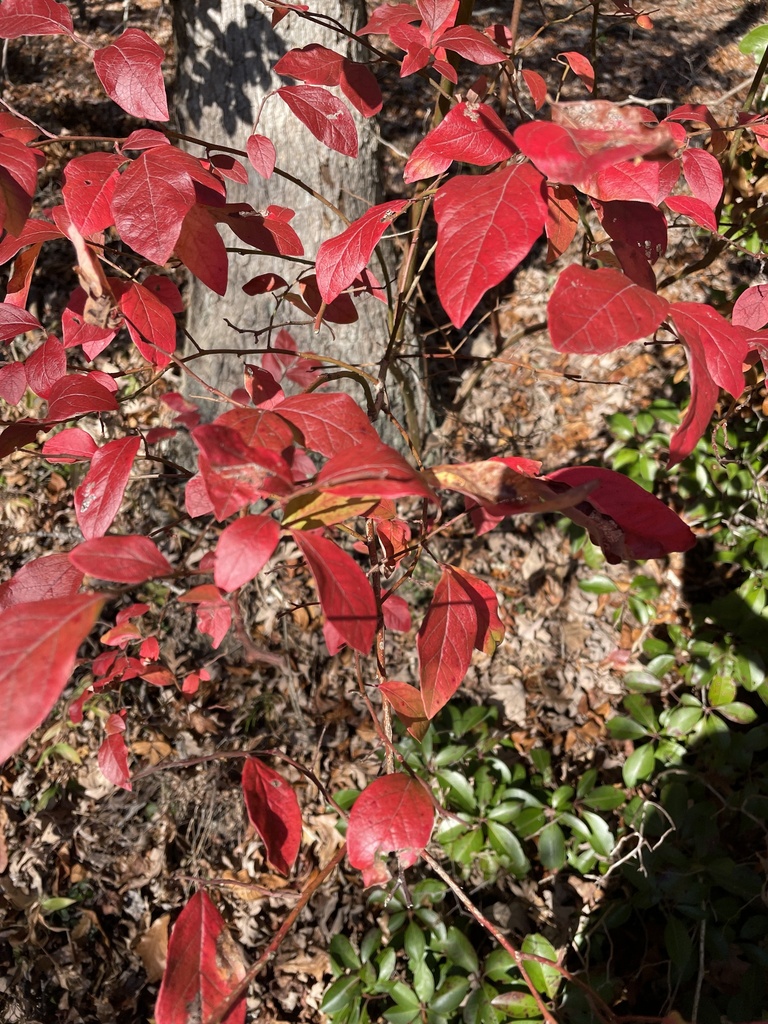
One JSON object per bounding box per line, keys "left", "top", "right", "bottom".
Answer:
{"left": 1, "top": 0, "right": 765, "bottom": 1019}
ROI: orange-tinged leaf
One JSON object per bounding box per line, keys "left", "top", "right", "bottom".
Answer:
{"left": 449, "top": 566, "right": 505, "bottom": 655}
{"left": 0, "top": 595, "right": 104, "bottom": 762}
{"left": 155, "top": 891, "right": 246, "bottom": 1024}
{"left": 347, "top": 774, "right": 434, "bottom": 886}
{"left": 241, "top": 757, "right": 302, "bottom": 875}
{"left": 379, "top": 680, "right": 428, "bottom": 739}
{"left": 281, "top": 491, "right": 379, "bottom": 530}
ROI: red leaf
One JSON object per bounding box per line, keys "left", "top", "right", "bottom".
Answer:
{"left": 218, "top": 407, "right": 294, "bottom": 450}
{"left": 667, "top": 302, "right": 748, "bottom": 466}
{"left": 70, "top": 536, "right": 172, "bottom": 584}
{"left": 587, "top": 158, "right": 680, "bottom": 205}
{"left": 379, "top": 680, "right": 427, "bottom": 738}
{"left": 316, "top": 200, "right": 407, "bottom": 304}
{"left": 0, "top": 420, "right": 42, "bottom": 459}
{"left": 340, "top": 59, "right": 382, "bottom": 117}
{"left": 611, "top": 239, "right": 657, "bottom": 291}
{"left": 47, "top": 374, "right": 119, "bottom": 420}
{"left": 594, "top": 199, "right": 667, "bottom": 264}
{"left": 241, "top": 758, "right": 302, "bottom": 875}
{"left": 548, "top": 265, "right": 669, "bottom": 354}
{"left": 98, "top": 719, "right": 131, "bottom": 790}
{"left": 174, "top": 204, "right": 229, "bottom": 296}
{"left": 62, "top": 153, "right": 121, "bottom": 235}
{"left": 185, "top": 474, "right": 214, "bottom": 518}
{"left": 417, "top": 0, "right": 457, "bottom": 38}
{"left": 0, "top": 302, "right": 42, "bottom": 340}
{"left": 544, "top": 466, "right": 696, "bottom": 560}
{"left": 521, "top": 69, "right": 547, "bottom": 110}
{"left": 262, "top": 328, "right": 322, "bottom": 388}
{"left": 681, "top": 148, "right": 723, "bottom": 210}
{"left": 0, "top": 360, "right": 26, "bottom": 404}
{"left": 192, "top": 424, "right": 293, "bottom": 520}
{"left": 417, "top": 565, "right": 477, "bottom": 718}
{"left": 243, "top": 272, "right": 287, "bottom": 295}
{"left": 292, "top": 531, "right": 377, "bottom": 654}
{"left": 276, "top": 392, "right": 380, "bottom": 456}
{"left": 382, "top": 594, "right": 412, "bottom": 633}
{"left": 209, "top": 153, "right": 249, "bottom": 184}
{"left": 665, "top": 195, "right": 717, "bottom": 233}
{"left": 0, "top": 595, "right": 104, "bottom": 762}
{"left": 277, "top": 85, "right": 358, "bottom": 157}
{"left": 93, "top": 28, "right": 168, "bottom": 121}
{"left": 0, "top": 553, "right": 83, "bottom": 612}
{"left": 245, "top": 134, "right": 276, "bottom": 179}
{"left": 75, "top": 436, "right": 141, "bottom": 540}
{"left": 733, "top": 283, "right": 768, "bottom": 330}
{"left": 556, "top": 51, "right": 595, "bottom": 92}
{"left": 0, "top": 0, "right": 73, "bottom": 38}
{"left": 317, "top": 441, "right": 437, "bottom": 502}
{"left": 116, "top": 279, "right": 177, "bottom": 366}
{"left": 274, "top": 44, "right": 343, "bottom": 85}
{"left": 25, "top": 335, "right": 66, "bottom": 398}
{"left": 433, "top": 164, "right": 547, "bottom": 328}
{"left": 347, "top": 774, "right": 434, "bottom": 887}
{"left": 217, "top": 203, "right": 303, "bottom": 257}
{"left": 0, "top": 138, "right": 41, "bottom": 235}
{"left": 112, "top": 148, "right": 198, "bottom": 264}
{"left": 545, "top": 183, "right": 579, "bottom": 262}
{"left": 404, "top": 102, "right": 517, "bottom": 183}
{"left": 214, "top": 514, "right": 280, "bottom": 592}
{"left": 359, "top": 3, "right": 420, "bottom": 35}
{"left": 120, "top": 128, "right": 170, "bottom": 152}
{"left": 42, "top": 427, "right": 98, "bottom": 463}
{"left": 449, "top": 566, "right": 504, "bottom": 655}
{"left": 142, "top": 274, "right": 184, "bottom": 313}
{"left": 178, "top": 585, "right": 232, "bottom": 649}
{"left": 665, "top": 103, "right": 727, "bottom": 154}
{"left": 435, "top": 25, "right": 505, "bottom": 63}
{"left": 515, "top": 101, "right": 676, "bottom": 186}
{"left": 155, "top": 891, "right": 246, "bottom": 1024}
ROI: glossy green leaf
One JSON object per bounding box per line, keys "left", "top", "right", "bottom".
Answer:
{"left": 622, "top": 743, "right": 656, "bottom": 786}
{"left": 521, "top": 934, "right": 560, "bottom": 998}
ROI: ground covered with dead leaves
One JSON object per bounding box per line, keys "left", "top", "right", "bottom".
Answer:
{"left": 1, "top": 1, "right": 766, "bottom": 1022}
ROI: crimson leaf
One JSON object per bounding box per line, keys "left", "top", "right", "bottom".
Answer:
{"left": 0, "top": 553, "right": 83, "bottom": 611}
{"left": 316, "top": 200, "right": 407, "bottom": 304}
{"left": 214, "top": 515, "right": 280, "bottom": 592}
{"left": 69, "top": 536, "right": 172, "bottom": 584}
{"left": 404, "top": 101, "right": 517, "bottom": 183}
{"left": 417, "top": 565, "right": 477, "bottom": 719}
{"left": 75, "top": 436, "right": 141, "bottom": 540}
{"left": 93, "top": 29, "right": 168, "bottom": 121}
{"left": 241, "top": 757, "right": 302, "bottom": 875}
{"left": 277, "top": 85, "right": 358, "bottom": 157}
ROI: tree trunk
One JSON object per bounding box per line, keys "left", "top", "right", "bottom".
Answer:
{"left": 172, "top": 0, "right": 425, "bottom": 447}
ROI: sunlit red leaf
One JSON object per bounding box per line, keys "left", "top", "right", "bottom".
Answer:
{"left": 665, "top": 195, "right": 717, "bottom": 233}
{"left": 449, "top": 566, "right": 504, "bottom": 655}
{"left": 241, "top": 757, "right": 302, "bottom": 875}
{"left": 0, "top": 595, "right": 104, "bottom": 762}
{"left": 276, "top": 392, "right": 379, "bottom": 456}
{"left": 404, "top": 102, "right": 517, "bottom": 183}
{"left": 435, "top": 25, "right": 505, "bottom": 63}
{"left": 277, "top": 85, "right": 358, "bottom": 157}
{"left": 586, "top": 158, "right": 681, "bottom": 205}
{"left": 62, "top": 152, "right": 121, "bottom": 236}
{"left": 0, "top": 302, "right": 42, "bottom": 340}
{"left": 274, "top": 43, "right": 343, "bottom": 85}
{"left": 347, "top": 774, "right": 435, "bottom": 887}
{"left": 245, "top": 134, "right": 276, "bottom": 179}
{"left": 544, "top": 466, "right": 696, "bottom": 559}
{"left": 155, "top": 891, "right": 246, "bottom": 1024}
{"left": 42, "top": 427, "right": 98, "bottom": 463}
{"left": 178, "top": 585, "right": 232, "bottom": 649}
{"left": 667, "top": 302, "right": 748, "bottom": 466}
{"left": 316, "top": 200, "right": 407, "bottom": 304}
{"left": 521, "top": 69, "right": 547, "bottom": 110}
{"left": 433, "top": 163, "right": 547, "bottom": 328}
{"left": 379, "top": 680, "right": 427, "bottom": 738}
{"left": 70, "top": 536, "right": 172, "bottom": 584}
{"left": 732, "top": 283, "right": 768, "bottom": 329}
{"left": 417, "top": 565, "right": 477, "bottom": 719}
{"left": 292, "top": 531, "right": 377, "bottom": 654}
{"left": 24, "top": 335, "right": 66, "bottom": 398}
{"left": 556, "top": 51, "right": 595, "bottom": 92}
{"left": 192, "top": 424, "right": 294, "bottom": 520}
{"left": 93, "top": 29, "right": 168, "bottom": 121}
{"left": 548, "top": 265, "right": 669, "bottom": 354}
{"left": 0, "top": 360, "right": 26, "bottom": 404}
{"left": 0, "top": 0, "right": 73, "bottom": 37}
{"left": 317, "top": 441, "right": 437, "bottom": 501}
{"left": 417, "top": 0, "right": 457, "bottom": 37}
{"left": 98, "top": 713, "right": 131, "bottom": 790}
{"left": 47, "top": 374, "right": 120, "bottom": 420}
{"left": 681, "top": 148, "right": 723, "bottom": 209}
{"left": 75, "top": 436, "right": 141, "bottom": 540}
{"left": 359, "top": 3, "right": 420, "bottom": 35}
{"left": 0, "top": 553, "right": 83, "bottom": 611}
{"left": 214, "top": 515, "right": 280, "bottom": 592}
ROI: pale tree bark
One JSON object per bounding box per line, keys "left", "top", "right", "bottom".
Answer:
{"left": 172, "top": 0, "right": 426, "bottom": 447}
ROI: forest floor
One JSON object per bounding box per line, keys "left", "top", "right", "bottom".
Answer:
{"left": 0, "top": 1, "right": 765, "bottom": 1023}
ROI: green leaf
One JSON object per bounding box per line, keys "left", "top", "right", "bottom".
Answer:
{"left": 521, "top": 934, "right": 560, "bottom": 998}
{"left": 709, "top": 674, "right": 737, "bottom": 707}
{"left": 441, "top": 926, "right": 479, "bottom": 974}
{"left": 578, "top": 575, "right": 618, "bottom": 595}
{"left": 378, "top": 947, "right": 397, "bottom": 983}
{"left": 624, "top": 670, "right": 663, "bottom": 694}
{"left": 438, "top": 769, "right": 477, "bottom": 813}
{"left": 413, "top": 960, "right": 435, "bottom": 1003}
{"left": 606, "top": 716, "right": 648, "bottom": 741}
{"left": 717, "top": 702, "right": 758, "bottom": 724}
{"left": 487, "top": 822, "right": 531, "bottom": 875}
{"left": 464, "top": 981, "right": 501, "bottom": 1024}
{"left": 432, "top": 977, "right": 471, "bottom": 1014}
{"left": 322, "top": 976, "right": 364, "bottom": 1015}
{"left": 538, "top": 822, "right": 566, "bottom": 871}
{"left": 623, "top": 694, "right": 658, "bottom": 730}
{"left": 739, "top": 23, "right": 768, "bottom": 61}
{"left": 490, "top": 988, "right": 543, "bottom": 1018}
{"left": 622, "top": 743, "right": 656, "bottom": 786}
{"left": 664, "top": 916, "right": 694, "bottom": 970}
{"left": 576, "top": 768, "right": 597, "bottom": 798}
{"left": 331, "top": 934, "right": 362, "bottom": 972}
{"left": 550, "top": 785, "right": 574, "bottom": 811}
{"left": 581, "top": 810, "right": 615, "bottom": 857}
{"left": 405, "top": 921, "right": 426, "bottom": 965}
{"left": 582, "top": 786, "right": 626, "bottom": 811}
{"left": 361, "top": 928, "right": 382, "bottom": 964}
{"left": 646, "top": 654, "right": 677, "bottom": 677}
{"left": 40, "top": 896, "right": 77, "bottom": 914}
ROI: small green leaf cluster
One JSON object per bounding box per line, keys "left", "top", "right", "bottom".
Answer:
{"left": 322, "top": 877, "right": 561, "bottom": 1024}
